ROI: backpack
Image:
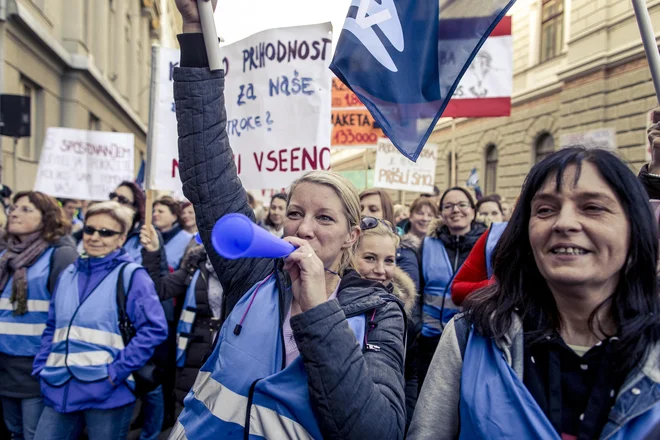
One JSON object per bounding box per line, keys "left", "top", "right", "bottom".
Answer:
{"left": 116, "top": 263, "right": 163, "bottom": 396}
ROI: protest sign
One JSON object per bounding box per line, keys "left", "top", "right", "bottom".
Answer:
{"left": 559, "top": 128, "right": 617, "bottom": 151}
{"left": 148, "top": 23, "right": 333, "bottom": 193}
{"left": 34, "top": 128, "right": 134, "bottom": 200}
{"left": 374, "top": 138, "right": 437, "bottom": 193}
{"left": 331, "top": 77, "right": 383, "bottom": 148}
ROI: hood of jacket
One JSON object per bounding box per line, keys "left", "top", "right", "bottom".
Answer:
{"left": 399, "top": 233, "right": 422, "bottom": 252}
{"left": 390, "top": 267, "right": 417, "bottom": 317}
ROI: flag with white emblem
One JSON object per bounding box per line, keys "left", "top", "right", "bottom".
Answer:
{"left": 330, "top": 0, "right": 516, "bottom": 161}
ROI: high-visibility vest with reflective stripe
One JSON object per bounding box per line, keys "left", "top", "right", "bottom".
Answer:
{"left": 171, "top": 274, "right": 367, "bottom": 440}
{"left": 164, "top": 230, "right": 193, "bottom": 270}
{"left": 40, "top": 262, "right": 139, "bottom": 389}
{"left": 123, "top": 235, "right": 143, "bottom": 265}
{"left": 0, "top": 247, "right": 54, "bottom": 356}
{"left": 421, "top": 237, "right": 456, "bottom": 337}
{"left": 485, "top": 222, "right": 507, "bottom": 279}
{"left": 176, "top": 269, "right": 201, "bottom": 368}
{"left": 459, "top": 327, "right": 660, "bottom": 439}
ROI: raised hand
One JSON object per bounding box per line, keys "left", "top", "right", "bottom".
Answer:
{"left": 139, "top": 224, "right": 160, "bottom": 252}
{"left": 174, "top": 0, "right": 218, "bottom": 34}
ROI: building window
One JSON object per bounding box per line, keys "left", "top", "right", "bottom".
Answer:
{"left": 540, "top": 0, "right": 564, "bottom": 62}
{"left": 88, "top": 113, "right": 101, "bottom": 131}
{"left": 18, "top": 77, "right": 44, "bottom": 160}
{"left": 485, "top": 144, "right": 498, "bottom": 194}
{"left": 535, "top": 133, "right": 555, "bottom": 164}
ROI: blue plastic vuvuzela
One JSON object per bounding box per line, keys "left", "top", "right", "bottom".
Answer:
{"left": 211, "top": 213, "right": 295, "bottom": 260}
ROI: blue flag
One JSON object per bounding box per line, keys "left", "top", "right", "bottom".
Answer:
{"left": 330, "top": 0, "right": 516, "bottom": 161}
{"left": 466, "top": 167, "right": 482, "bottom": 199}
{"left": 135, "top": 159, "right": 145, "bottom": 189}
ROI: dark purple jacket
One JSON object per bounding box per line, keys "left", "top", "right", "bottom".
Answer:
{"left": 32, "top": 250, "right": 168, "bottom": 413}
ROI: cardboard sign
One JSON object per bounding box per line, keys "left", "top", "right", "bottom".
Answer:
{"left": 374, "top": 138, "right": 437, "bottom": 192}
{"left": 149, "top": 23, "right": 333, "bottom": 193}
{"left": 34, "top": 128, "right": 134, "bottom": 200}
{"left": 331, "top": 76, "right": 383, "bottom": 148}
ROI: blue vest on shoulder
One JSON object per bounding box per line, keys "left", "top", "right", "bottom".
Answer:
{"left": 172, "top": 274, "right": 367, "bottom": 440}
{"left": 459, "top": 328, "right": 660, "bottom": 439}
{"left": 123, "top": 235, "right": 143, "bottom": 265}
{"left": 176, "top": 269, "right": 201, "bottom": 368}
{"left": 165, "top": 230, "right": 193, "bottom": 270}
{"left": 40, "top": 263, "right": 139, "bottom": 389}
{"left": 0, "top": 247, "right": 54, "bottom": 357}
{"left": 421, "top": 237, "right": 457, "bottom": 337}
{"left": 485, "top": 222, "right": 507, "bottom": 279}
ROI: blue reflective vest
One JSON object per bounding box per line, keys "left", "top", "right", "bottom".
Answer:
{"left": 171, "top": 274, "right": 367, "bottom": 440}
{"left": 123, "top": 235, "right": 143, "bottom": 264}
{"left": 165, "top": 230, "right": 193, "bottom": 270}
{"left": 459, "top": 327, "right": 660, "bottom": 439}
{"left": 176, "top": 269, "right": 201, "bottom": 368}
{"left": 421, "top": 237, "right": 457, "bottom": 337}
{"left": 485, "top": 222, "right": 507, "bottom": 279}
{"left": 0, "top": 247, "right": 54, "bottom": 356}
{"left": 40, "top": 263, "right": 139, "bottom": 389}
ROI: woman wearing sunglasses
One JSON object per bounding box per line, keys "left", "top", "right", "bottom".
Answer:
{"left": 0, "top": 191, "right": 78, "bottom": 440}
{"left": 415, "top": 187, "right": 487, "bottom": 390}
{"left": 33, "top": 201, "right": 167, "bottom": 440}
{"left": 167, "top": 2, "right": 407, "bottom": 438}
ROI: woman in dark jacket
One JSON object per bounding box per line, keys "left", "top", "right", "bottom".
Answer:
{"left": 167, "top": 3, "right": 407, "bottom": 438}
{"left": 139, "top": 233, "right": 222, "bottom": 411}
{"left": 415, "top": 187, "right": 487, "bottom": 389}
{"left": 0, "top": 191, "right": 78, "bottom": 440}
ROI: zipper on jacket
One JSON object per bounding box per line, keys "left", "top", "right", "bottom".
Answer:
{"left": 244, "top": 379, "right": 261, "bottom": 440}
{"left": 453, "top": 236, "right": 460, "bottom": 272}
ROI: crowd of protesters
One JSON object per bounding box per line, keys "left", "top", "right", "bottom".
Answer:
{"left": 1, "top": 1, "right": 659, "bottom": 439}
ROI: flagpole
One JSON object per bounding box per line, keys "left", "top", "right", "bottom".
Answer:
{"left": 451, "top": 119, "right": 457, "bottom": 187}
{"left": 197, "top": 0, "right": 223, "bottom": 71}
{"left": 632, "top": 0, "right": 660, "bottom": 102}
{"left": 144, "top": 44, "right": 160, "bottom": 227}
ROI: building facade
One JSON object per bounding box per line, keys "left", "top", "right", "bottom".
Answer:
{"left": 0, "top": 0, "right": 181, "bottom": 192}
{"left": 332, "top": 0, "right": 659, "bottom": 205}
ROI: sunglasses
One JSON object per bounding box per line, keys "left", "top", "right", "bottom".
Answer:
{"left": 83, "top": 225, "right": 122, "bottom": 238}
{"left": 109, "top": 192, "right": 133, "bottom": 206}
{"left": 360, "top": 216, "right": 395, "bottom": 233}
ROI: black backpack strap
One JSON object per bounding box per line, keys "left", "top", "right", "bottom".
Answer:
{"left": 453, "top": 314, "right": 471, "bottom": 360}
{"left": 116, "top": 263, "right": 134, "bottom": 346}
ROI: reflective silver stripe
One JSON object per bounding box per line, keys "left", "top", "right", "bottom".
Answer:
{"left": 190, "top": 371, "right": 313, "bottom": 439}
{"left": 180, "top": 310, "right": 195, "bottom": 324}
{"left": 0, "top": 298, "right": 50, "bottom": 312}
{"left": 53, "top": 326, "right": 125, "bottom": 350}
{"left": 45, "top": 350, "right": 114, "bottom": 367}
{"left": 0, "top": 322, "right": 46, "bottom": 336}
{"left": 177, "top": 336, "right": 188, "bottom": 351}
{"left": 423, "top": 293, "right": 459, "bottom": 311}
{"left": 168, "top": 421, "right": 188, "bottom": 440}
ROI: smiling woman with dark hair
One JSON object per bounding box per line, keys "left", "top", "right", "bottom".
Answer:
{"left": 409, "top": 147, "right": 660, "bottom": 440}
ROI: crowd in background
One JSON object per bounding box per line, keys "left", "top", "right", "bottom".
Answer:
{"left": 1, "top": 1, "right": 660, "bottom": 439}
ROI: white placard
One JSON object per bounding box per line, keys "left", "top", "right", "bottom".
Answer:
{"left": 374, "top": 138, "right": 437, "bottom": 193}
{"left": 34, "top": 128, "right": 134, "bottom": 200}
{"left": 150, "top": 23, "right": 333, "bottom": 193}
{"left": 559, "top": 128, "right": 617, "bottom": 151}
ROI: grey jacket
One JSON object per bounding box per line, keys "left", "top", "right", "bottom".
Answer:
{"left": 408, "top": 313, "right": 660, "bottom": 440}
{"left": 173, "top": 65, "right": 406, "bottom": 439}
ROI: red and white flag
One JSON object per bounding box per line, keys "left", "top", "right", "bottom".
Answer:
{"left": 443, "top": 16, "right": 513, "bottom": 118}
